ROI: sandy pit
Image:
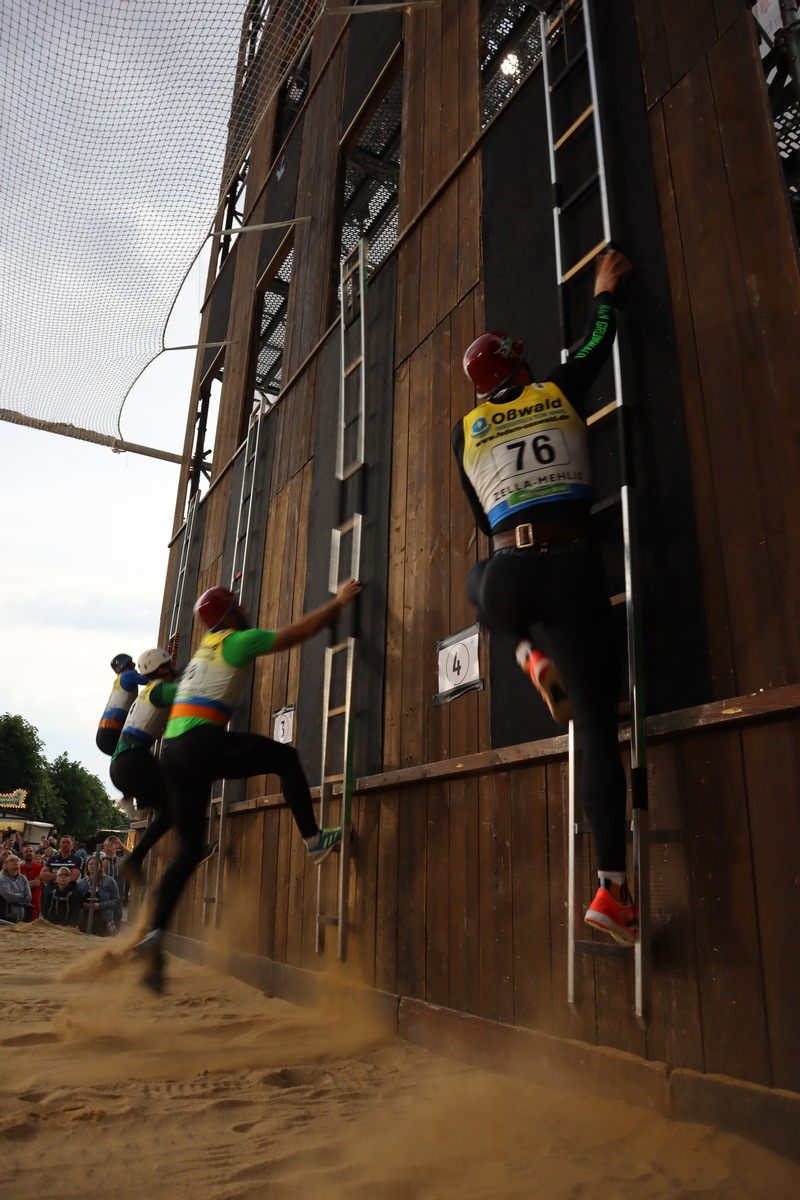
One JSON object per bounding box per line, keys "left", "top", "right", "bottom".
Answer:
{"left": 2, "top": 922, "right": 799, "bottom": 1199}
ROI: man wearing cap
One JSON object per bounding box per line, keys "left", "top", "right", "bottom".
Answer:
{"left": 133, "top": 576, "right": 361, "bottom": 991}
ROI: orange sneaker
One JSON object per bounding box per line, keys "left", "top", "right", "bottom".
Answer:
{"left": 584, "top": 886, "right": 638, "bottom": 946}
{"left": 515, "top": 643, "right": 572, "bottom": 724}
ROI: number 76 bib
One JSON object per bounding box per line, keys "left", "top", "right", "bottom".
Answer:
{"left": 461, "top": 381, "right": 591, "bottom": 528}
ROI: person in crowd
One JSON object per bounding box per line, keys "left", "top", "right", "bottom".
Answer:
{"left": 77, "top": 855, "right": 121, "bottom": 936}
{"left": 41, "top": 867, "right": 83, "bottom": 927}
{"left": 19, "top": 844, "right": 43, "bottom": 920}
{"left": 39, "top": 834, "right": 83, "bottom": 916}
{"left": 96, "top": 652, "right": 140, "bottom": 756}
{"left": 0, "top": 855, "right": 33, "bottom": 923}
{"left": 134, "top": 577, "right": 361, "bottom": 992}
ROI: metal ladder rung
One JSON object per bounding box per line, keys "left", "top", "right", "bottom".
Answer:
{"left": 329, "top": 640, "right": 350, "bottom": 656}
{"left": 559, "top": 170, "right": 600, "bottom": 216}
{"left": 344, "top": 356, "right": 364, "bottom": 377}
{"left": 339, "top": 461, "right": 363, "bottom": 483}
{"left": 553, "top": 103, "right": 594, "bottom": 152}
{"left": 327, "top": 705, "right": 347, "bottom": 719}
{"left": 562, "top": 238, "right": 608, "bottom": 283}
{"left": 609, "top": 591, "right": 627, "bottom": 608}
{"left": 323, "top": 772, "right": 345, "bottom": 785}
{"left": 549, "top": 42, "right": 588, "bottom": 92}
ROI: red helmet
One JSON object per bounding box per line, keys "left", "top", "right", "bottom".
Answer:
{"left": 194, "top": 586, "right": 237, "bottom": 631}
{"left": 463, "top": 331, "right": 526, "bottom": 398}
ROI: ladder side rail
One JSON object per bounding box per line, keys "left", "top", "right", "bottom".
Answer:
{"left": 566, "top": 719, "right": 578, "bottom": 1005}
{"left": 336, "top": 637, "right": 357, "bottom": 959}
{"left": 315, "top": 646, "right": 336, "bottom": 952}
{"left": 356, "top": 239, "right": 368, "bottom": 470}
{"left": 539, "top": 11, "right": 570, "bottom": 364}
{"left": 168, "top": 492, "right": 198, "bottom": 639}
{"left": 585, "top": 0, "right": 649, "bottom": 1023}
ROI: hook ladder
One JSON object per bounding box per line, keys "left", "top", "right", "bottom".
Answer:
{"left": 538, "top": 0, "right": 649, "bottom": 1024}
{"left": 315, "top": 239, "right": 368, "bottom": 959}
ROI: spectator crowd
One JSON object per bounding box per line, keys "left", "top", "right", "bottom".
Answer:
{"left": 0, "top": 827, "right": 128, "bottom": 935}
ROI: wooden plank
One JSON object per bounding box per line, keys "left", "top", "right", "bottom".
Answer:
{"left": 447, "top": 776, "right": 482, "bottom": 1015}
{"left": 645, "top": 740, "right": 704, "bottom": 1072}
{"left": 374, "top": 790, "right": 400, "bottom": 995}
{"left": 427, "top": 316, "right": 451, "bottom": 764}
{"left": 662, "top": 66, "right": 786, "bottom": 694}
{"left": 383, "top": 358, "right": 410, "bottom": 770}
{"left": 435, "top": 178, "right": 459, "bottom": 329}
{"left": 662, "top": 0, "right": 718, "bottom": 85}
{"left": 395, "top": 224, "right": 422, "bottom": 365}
{"left": 457, "top": 0, "right": 480, "bottom": 158}
{"left": 740, "top": 720, "right": 800, "bottom": 1089}
{"left": 271, "top": 806, "right": 295, "bottom": 965}
{"left": 395, "top": 785, "right": 427, "bottom": 999}
{"left": 681, "top": 729, "right": 771, "bottom": 1085}
{"left": 439, "top": 0, "right": 460, "bottom": 180}
{"left": 456, "top": 154, "right": 481, "bottom": 304}
{"left": 713, "top": 0, "right": 746, "bottom": 35}
{"left": 351, "top": 789, "right": 380, "bottom": 987}
{"left": 417, "top": 206, "right": 440, "bottom": 342}
{"left": 398, "top": 338, "right": 432, "bottom": 767}
{"left": 421, "top": 0, "right": 443, "bottom": 202}
{"left": 398, "top": 9, "right": 425, "bottom": 230}
{"left": 424, "top": 780, "right": 451, "bottom": 1007}
{"left": 631, "top": 1, "right": 671, "bottom": 109}
{"left": 709, "top": 19, "right": 800, "bottom": 677}
{"left": 478, "top": 772, "right": 515, "bottom": 1024}
{"left": 510, "top": 764, "right": 553, "bottom": 1032}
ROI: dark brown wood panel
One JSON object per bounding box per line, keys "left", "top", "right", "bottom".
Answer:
{"left": 395, "top": 225, "right": 422, "bottom": 366}
{"left": 646, "top": 106, "right": 735, "bottom": 697}
{"left": 663, "top": 63, "right": 787, "bottom": 694}
{"left": 510, "top": 765, "right": 553, "bottom": 1033}
{"left": 662, "top": 0, "right": 718, "bottom": 85}
{"left": 374, "top": 791, "right": 400, "bottom": 995}
{"left": 740, "top": 720, "right": 800, "bottom": 1090}
{"left": 632, "top": 1, "right": 671, "bottom": 109}
{"left": 477, "top": 772, "right": 514, "bottom": 1024}
{"left": 682, "top": 729, "right": 771, "bottom": 1085}
{"left": 395, "top": 785, "right": 428, "bottom": 999}
{"left": 421, "top": 2, "right": 442, "bottom": 203}
{"left": 448, "top": 776, "right": 482, "bottom": 1015}
{"left": 383, "top": 358, "right": 410, "bottom": 770}
{"left": 457, "top": 157, "right": 481, "bottom": 313}
{"left": 424, "top": 780, "right": 451, "bottom": 1007}
{"left": 645, "top": 740, "right": 704, "bottom": 1073}
{"left": 457, "top": 0, "right": 480, "bottom": 158}
{"left": 398, "top": 10, "right": 425, "bottom": 230}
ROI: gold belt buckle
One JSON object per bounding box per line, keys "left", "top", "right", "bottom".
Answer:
{"left": 515, "top": 523, "right": 534, "bottom": 549}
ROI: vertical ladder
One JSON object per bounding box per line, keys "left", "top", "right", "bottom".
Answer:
{"left": 167, "top": 490, "right": 200, "bottom": 661}
{"left": 539, "top": 0, "right": 649, "bottom": 1025}
{"left": 203, "top": 395, "right": 269, "bottom": 927}
{"left": 315, "top": 239, "right": 368, "bottom": 959}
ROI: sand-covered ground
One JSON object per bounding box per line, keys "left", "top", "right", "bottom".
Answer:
{"left": 2, "top": 922, "right": 799, "bottom": 1199}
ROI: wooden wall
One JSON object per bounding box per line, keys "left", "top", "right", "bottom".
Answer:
{"left": 146, "top": 0, "right": 800, "bottom": 1105}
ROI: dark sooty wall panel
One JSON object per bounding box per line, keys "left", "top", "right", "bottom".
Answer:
{"left": 296, "top": 256, "right": 398, "bottom": 782}
{"left": 258, "top": 114, "right": 305, "bottom": 280}
{"left": 341, "top": 7, "right": 402, "bottom": 139}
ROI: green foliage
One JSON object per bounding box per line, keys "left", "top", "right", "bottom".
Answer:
{"left": 0, "top": 712, "right": 127, "bottom": 840}
{"left": 0, "top": 713, "right": 63, "bottom": 824}
{"left": 48, "top": 752, "right": 125, "bottom": 844}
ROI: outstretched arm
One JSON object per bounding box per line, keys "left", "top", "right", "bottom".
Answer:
{"left": 272, "top": 579, "right": 361, "bottom": 653}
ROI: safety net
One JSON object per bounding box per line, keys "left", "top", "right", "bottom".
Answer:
{"left": 0, "top": 1, "right": 321, "bottom": 442}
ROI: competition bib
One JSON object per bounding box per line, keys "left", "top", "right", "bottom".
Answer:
{"left": 461, "top": 382, "right": 591, "bottom": 528}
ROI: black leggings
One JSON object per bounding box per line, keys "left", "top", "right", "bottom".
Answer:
{"left": 466, "top": 541, "right": 627, "bottom": 873}
{"left": 109, "top": 748, "right": 173, "bottom": 868}
{"left": 153, "top": 727, "right": 318, "bottom": 932}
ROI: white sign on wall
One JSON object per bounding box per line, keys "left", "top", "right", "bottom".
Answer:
{"left": 434, "top": 624, "right": 483, "bottom": 706}
{"left": 272, "top": 705, "right": 295, "bottom": 744}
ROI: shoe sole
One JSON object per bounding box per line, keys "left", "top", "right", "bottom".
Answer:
{"left": 197, "top": 840, "right": 220, "bottom": 867}
{"left": 310, "top": 841, "right": 341, "bottom": 866}
{"left": 530, "top": 662, "right": 572, "bottom": 724}
{"left": 584, "top": 910, "right": 637, "bottom": 947}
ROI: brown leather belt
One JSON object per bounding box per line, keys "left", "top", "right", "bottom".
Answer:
{"left": 491, "top": 521, "right": 590, "bottom": 553}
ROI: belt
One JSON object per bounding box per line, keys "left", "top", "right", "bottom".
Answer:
{"left": 491, "top": 521, "right": 590, "bottom": 553}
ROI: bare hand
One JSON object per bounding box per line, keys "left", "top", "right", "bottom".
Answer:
{"left": 594, "top": 247, "right": 633, "bottom": 296}
{"left": 335, "top": 579, "right": 362, "bottom": 609}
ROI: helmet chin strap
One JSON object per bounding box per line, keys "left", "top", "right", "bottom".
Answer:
{"left": 484, "top": 360, "right": 533, "bottom": 400}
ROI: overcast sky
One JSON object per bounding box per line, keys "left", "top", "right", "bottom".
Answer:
{"left": 0, "top": 250, "right": 209, "bottom": 797}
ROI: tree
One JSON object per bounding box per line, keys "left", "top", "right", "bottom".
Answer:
{"left": 48, "top": 753, "right": 124, "bottom": 844}
{"left": 0, "top": 713, "right": 62, "bottom": 824}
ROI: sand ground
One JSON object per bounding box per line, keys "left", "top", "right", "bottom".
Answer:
{"left": 2, "top": 922, "right": 799, "bottom": 1199}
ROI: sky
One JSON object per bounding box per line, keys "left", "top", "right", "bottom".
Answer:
{"left": 0, "top": 248, "right": 210, "bottom": 798}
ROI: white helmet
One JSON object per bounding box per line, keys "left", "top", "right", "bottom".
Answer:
{"left": 137, "top": 648, "right": 171, "bottom": 676}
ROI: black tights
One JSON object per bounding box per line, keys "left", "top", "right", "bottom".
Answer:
{"left": 153, "top": 728, "right": 318, "bottom": 932}
{"left": 466, "top": 541, "right": 627, "bottom": 873}
{"left": 109, "top": 749, "right": 173, "bottom": 867}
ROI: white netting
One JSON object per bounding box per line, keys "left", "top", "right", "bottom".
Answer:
{"left": 0, "top": 1, "right": 321, "bottom": 440}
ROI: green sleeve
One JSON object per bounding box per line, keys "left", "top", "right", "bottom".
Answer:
{"left": 221, "top": 628, "right": 277, "bottom": 667}
{"left": 150, "top": 681, "right": 178, "bottom": 708}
